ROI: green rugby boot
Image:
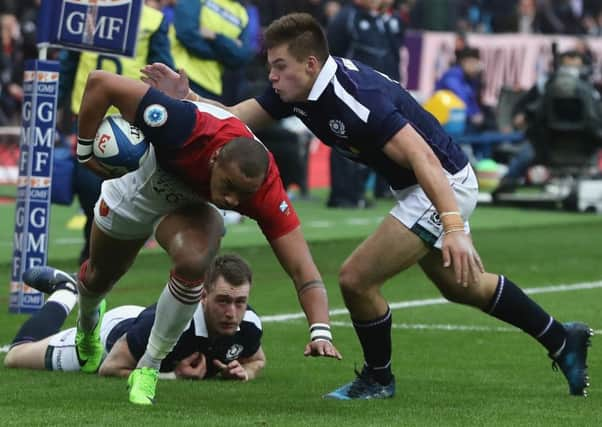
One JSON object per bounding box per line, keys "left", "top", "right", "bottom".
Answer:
{"left": 75, "top": 299, "right": 107, "bottom": 373}
{"left": 128, "top": 367, "right": 159, "bottom": 405}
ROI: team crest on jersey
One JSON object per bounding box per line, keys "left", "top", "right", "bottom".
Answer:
{"left": 226, "top": 344, "right": 244, "bottom": 361}
{"left": 329, "top": 120, "right": 347, "bottom": 138}
{"left": 143, "top": 104, "right": 168, "bottom": 127}
{"left": 279, "top": 200, "right": 290, "bottom": 215}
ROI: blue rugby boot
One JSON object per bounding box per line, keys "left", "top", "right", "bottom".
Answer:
{"left": 22, "top": 266, "right": 78, "bottom": 295}
{"left": 324, "top": 368, "right": 395, "bottom": 400}
{"left": 551, "top": 322, "right": 594, "bottom": 396}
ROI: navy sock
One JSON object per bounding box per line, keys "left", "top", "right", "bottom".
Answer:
{"left": 11, "top": 302, "right": 69, "bottom": 345}
{"left": 353, "top": 307, "right": 393, "bottom": 385}
{"left": 485, "top": 276, "right": 566, "bottom": 355}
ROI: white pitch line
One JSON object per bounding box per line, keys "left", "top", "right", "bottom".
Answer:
{"left": 2, "top": 280, "right": 601, "bottom": 354}
{"left": 261, "top": 280, "right": 602, "bottom": 323}
{"left": 331, "top": 321, "right": 602, "bottom": 335}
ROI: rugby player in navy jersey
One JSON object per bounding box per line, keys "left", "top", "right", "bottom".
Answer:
{"left": 141, "top": 13, "right": 593, "bottom": 399}
{"left": 71, "top": 68, "right": 341, "bottom": 405}
{"left": 5, "top": 255, "right": 265, "bottom": 385}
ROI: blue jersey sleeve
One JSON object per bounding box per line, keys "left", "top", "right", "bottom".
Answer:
{"left": 255, "top": 87, "right": 294, "bottom": 120}
{"left": 362, "top": 89, "right": 409, "bottom": 149}
{"left": 134, "top": 87, "right": 197, "bottom": 149}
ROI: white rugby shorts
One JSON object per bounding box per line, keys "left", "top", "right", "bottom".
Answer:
{"left": 390, "top": 163, "right": 478, "bottom": 249}
{"left": 94, "top": 146, "right": 207, "bottom": 240}
{"left": 44, "top": 305, "right": 144, "bottom": 372}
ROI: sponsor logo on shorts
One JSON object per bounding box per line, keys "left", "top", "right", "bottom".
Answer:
{"left": 99, "top": 199, "right": 110, "bottom": 217}
{"left": 143, "top": 104, "right": 168, "bottom": 127}
{"left": 428, "top": 211, "right": 441, "bottom": 227}
{"left": 225, "top": 344, "right": 243, "bottom": 361}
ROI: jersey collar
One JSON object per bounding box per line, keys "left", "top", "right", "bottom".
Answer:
{"left": 192, "top": 304, "right": 209, "bottom": 337}
{"left": 307, "top": 55, "right": 337, "bottom": 101}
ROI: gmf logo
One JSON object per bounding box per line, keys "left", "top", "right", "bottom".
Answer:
{"left": 98, "top": 133, "right": 111, "bottom": 154}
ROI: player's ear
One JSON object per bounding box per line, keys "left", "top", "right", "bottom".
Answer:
{"left": 306, "top": 56, "right": 320, "bottom": 75}
{"left": 209, "top": 147, "right": 222, "bottom": 165}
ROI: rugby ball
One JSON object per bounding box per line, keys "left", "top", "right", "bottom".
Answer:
{"left": 93, "top": 115, "right": 149, "bottom": 175}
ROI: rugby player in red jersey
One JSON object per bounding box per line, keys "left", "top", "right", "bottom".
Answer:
{"left": 73, "top": 70, "right": 341, "bottom": 405}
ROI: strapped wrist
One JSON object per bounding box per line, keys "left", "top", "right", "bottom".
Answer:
{"left": 76, "top": 137, "right": 94, "bottom": 163}
{"left": 309, "top": 323, "right": 332, "bottom": 342}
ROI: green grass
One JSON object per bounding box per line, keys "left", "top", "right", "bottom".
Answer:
{"left": 1, "top": 196, "right": 601, "bottom": 426}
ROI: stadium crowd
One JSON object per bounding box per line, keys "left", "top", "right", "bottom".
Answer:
{"left": 2, "top": 1, "right": 602, "bottom": 125}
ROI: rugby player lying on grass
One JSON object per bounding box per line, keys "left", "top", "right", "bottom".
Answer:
{"left": 5, "top": 255, "right": 265, "bottom": 382}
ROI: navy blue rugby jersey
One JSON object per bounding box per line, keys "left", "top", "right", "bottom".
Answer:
{"left": 256, "top": 56, "right": 468, "bottom": 190}
{"left": 106, "top": 303, "right": 262, "bottom": 376}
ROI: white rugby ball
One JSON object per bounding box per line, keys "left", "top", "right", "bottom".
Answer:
{"left": 93, "top": 115, "right": 149, "bottom": 175}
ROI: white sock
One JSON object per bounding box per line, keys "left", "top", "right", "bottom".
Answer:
{"left": 137, "top": 275, "right": 203, "bottom": 370}
{"left": 47, "top": 289, "right": 78, "bottom": 315}
{"left": 77, "top": 281, "right": 105, "bottom": 332}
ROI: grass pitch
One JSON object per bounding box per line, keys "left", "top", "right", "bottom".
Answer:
{"left": 0, "top": 196, "right": 601, "bottom": 426}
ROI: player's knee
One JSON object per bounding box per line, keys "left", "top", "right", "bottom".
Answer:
{"left": 338, "top": 264, "right": 363, "bottom": 297}
{"left": 171, "top": 250, "right": 216, "bottom": 282}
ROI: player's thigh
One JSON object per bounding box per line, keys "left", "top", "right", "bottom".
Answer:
{"left": 341, "top": 214, "right": 430, "bottom": 290}
{"left": 4, "top": 337, "right": 52, "bottom": 369}
{"left": 155, "top": 203, "right": 225, "bottom": 276}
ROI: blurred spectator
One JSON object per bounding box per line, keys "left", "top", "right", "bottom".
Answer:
{"left": 0, "top": 13, "right": 23, "bottom": 126}
{"left": 256, "top": 0, "right": 335, "bottom": 27}
{"left": 326, "top": 0, "right": 403, "bottom": 208}
{"left": 170, "top": 0, "right": 254, "bottom": 101}
{"left": 409, "top": 0, "right": 461, "bottom": 31}
{"left": 435, "top": 47, "right": 485, "bottom": 132}
{"left": 221, "top": 0, "right": 262, "bottom": 105}
{"left": 539, "top": 0, "right": 585, "bottom": 34}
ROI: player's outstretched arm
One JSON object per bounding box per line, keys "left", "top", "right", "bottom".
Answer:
{"left": 140, "top": 63, "right": 275, "bottom": 130}
{"left": 269, "top": 227, "right": 342, "bottom": 360}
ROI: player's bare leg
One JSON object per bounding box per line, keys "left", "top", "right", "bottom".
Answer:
{"left": 420, "top": 247, "right": 593, "bottom": 396}
{"left": 326, "top": 215, "right": 429, "bottom": 399}
{"left": 77, "top": 222, "right": 147, "bottom": 373}
{"left": 129, "top": 204, "right": 223, "bottom": 405}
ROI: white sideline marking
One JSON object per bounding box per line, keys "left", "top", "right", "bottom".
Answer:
{"left": 2, "top": 280, "right": 600, "bottom": 354}
{"left": 260, "top": 280, "right": 602, "bottom": 323}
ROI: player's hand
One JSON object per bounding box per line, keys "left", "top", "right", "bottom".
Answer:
{"left": 84, "top": 157, "right": 121, "bottom": 179}
{"left": 303, "top": 340, "right": 342, "bottom": 359}
{"left": 442, "top": 232, "right": 484, "bottom": 287}
{"left": 213, "top": 359, "right": 249, "bottom": 381}
{"left": 174, "top": 352, "right": 207, "bottom": 380}
{"left": 140, "top": 63, "right": 190, "bottom": 99}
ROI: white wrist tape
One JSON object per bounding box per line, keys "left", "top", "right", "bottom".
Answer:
{"left": 76, "top": 137, "right": 94, "bottom": 163}
{"left": 309, "top": 323, "right": 332, "bottom": 342}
